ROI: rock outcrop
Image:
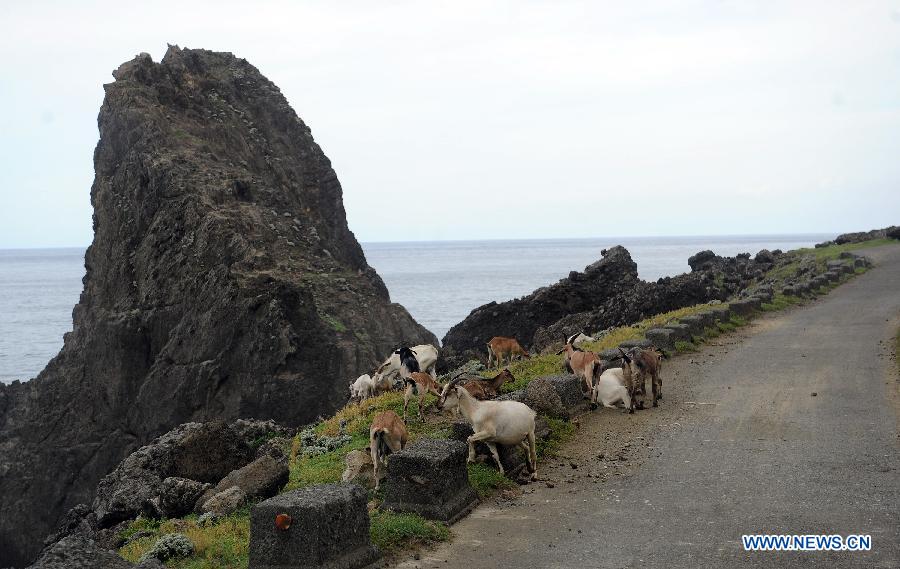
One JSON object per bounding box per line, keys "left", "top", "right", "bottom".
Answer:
{"left": 442, "top": 246, "right": 774, "bottom": 361}
{"left": 0, "top": 46, "right": 435, "bottom": 566}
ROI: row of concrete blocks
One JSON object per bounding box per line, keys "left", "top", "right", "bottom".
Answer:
{"left": 248, "top": 374, "right": 586, "bottom": 569}
{"left": 783, "top": 258, "right": 861, "bottom": 296}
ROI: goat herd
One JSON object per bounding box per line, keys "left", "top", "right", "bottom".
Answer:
{"left": 348, "top": 333, "right": 666, "bottom": 487}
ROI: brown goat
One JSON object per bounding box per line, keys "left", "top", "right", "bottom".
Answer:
{"left": 617, "top": 347, "right": 665, "bottom": 412}
{"left": 486, "top": 337, "right": 530, "bottom": 368}
{"left": 403, "top": 372, "right": 444, "bottom": 422}
{"left": 369, "top": 410, "right": 408, "bottom": 490}
{"left": 557, "top": 342, "right": 602, "bottom": 393}
{"left": 460, "top": 368, "right": 516, "bottom": 400}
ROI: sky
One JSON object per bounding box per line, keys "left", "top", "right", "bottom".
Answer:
{"left": 0, "top": 1, "right": 898, "bottom": 248}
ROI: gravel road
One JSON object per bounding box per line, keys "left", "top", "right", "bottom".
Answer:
{"left": 396, "top": 244, "right": 900, "bottom": 569}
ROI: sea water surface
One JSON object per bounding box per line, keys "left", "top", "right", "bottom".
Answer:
{"left": 0, "top": 234, "right": 831, "bottom": 383}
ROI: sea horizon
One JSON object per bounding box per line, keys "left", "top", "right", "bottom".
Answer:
{"left": 0, "top": 232, "right": 834, "bottom": 384}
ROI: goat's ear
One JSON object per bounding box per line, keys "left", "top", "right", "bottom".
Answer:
{"left": 618, "top": 347, "right": 631, "bottom": 363}
{"left": 410, "top": 349, "right": 417, "bottom": 355}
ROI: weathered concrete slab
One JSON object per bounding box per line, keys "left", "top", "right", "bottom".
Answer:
{"left": 381, "top": 439, "right": 478, "bottom": 523}
{"left": 618, "top": 338, "right": 653, "bottom": 350}
{"left": 249, "top": 483, "right": 378, "bottom": 569}
{"left": 728, "top": 298, "right": 761, "bottom": 316}
{"left": 525, "top": 374, "right": 586, "bottom": 418}
{"left": 706, "top": 306, "right": 732, "bottom": 323}
{"left": 662, "top": 323, "right": 692, "bottom": 341}
{"left": 645, "top": 328, "right": 678, "bottom": 352}
{"left": 677, "top": 315, "right": 705, "bottom": 336}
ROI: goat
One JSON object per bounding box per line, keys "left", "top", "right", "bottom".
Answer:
{"left": 403, "top": 371, "right": 444, "bottom": 422}
{"left": 460, "top": 369, "right": 516, "bottom": 400}
{"left": 557, "top": 339, "right": 602, "bottom": 394}
{"left": 566, "top": 331, "right": 596, "bottom": 348}
{"left": 591, "top": 367, "right": 631, "bottom": 410}
{"left": 437, "top": 375, "right": 537, "bottom": 480}
{"left": 369, "top": 410, "right": 408, "bottom": 490}
{"left": 621, "top": 346, "right": 665, "bottom": 409}
{"left": 348, "top": 374, "right": 376, "bottom": 402}
{"left": 373, "top": 344, "right": 439, "bottom": 388}
{"left": 486, "top": 337, "right": 530, "bottom": 368}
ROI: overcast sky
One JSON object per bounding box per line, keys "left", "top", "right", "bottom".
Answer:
{"left": 0, "top": 1, "right": 898, "bottom": 248}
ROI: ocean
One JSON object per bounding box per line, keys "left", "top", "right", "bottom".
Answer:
{"left": 0, "top": 234, "right": 831, "bottom": 383}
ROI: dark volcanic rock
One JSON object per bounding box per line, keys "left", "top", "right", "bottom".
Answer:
{"left": 0, "top": 47, "right": 435, "bottom": 566}
{"left": 831, "top": 225, "right": 899, "bottom": 245}
{"left": 28, "top": 535, "right": 134, "bottom": 569}
{"left": 442, "top": 246, "right": 639, "bottom": 358}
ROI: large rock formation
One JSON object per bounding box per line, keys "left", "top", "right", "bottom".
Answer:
{"left": 441, "top": 246, "right": 774, "bottom": 362}
{"left": 0, "top": 47, "right": 435, "bottom": 566}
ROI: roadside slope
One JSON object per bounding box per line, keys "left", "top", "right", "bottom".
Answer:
{"left": 400, "top": 243, "right": 900, "bottom": 569}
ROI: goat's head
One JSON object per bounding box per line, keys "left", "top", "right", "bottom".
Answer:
{"left": 437, "top": 372, "right": 465, "bottom": 410}
{"left": 499, "top": 368, "right": 515, "bottom": 384}
{"left": 394, "top": 346, "right": 416, "bottom": 361}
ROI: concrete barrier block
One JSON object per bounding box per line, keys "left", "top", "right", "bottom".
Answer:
{"left": 618, "top": 338, "right": 653, "bottom": 350}
{"left": 662, "top": 323, "right": 692, "bottom": 341}
{"left": 707, "top": 306, "right": 732, "bottom": 323}
{"left": 728, "top": 298, "right": 760, "bottom": 316}
{"left": 853, "top": 258, "right": 867, "bottom": 268}
{"left": 249, "top": 483, "right": 378, "bottom": 569}
{"left": 381, "top": 439, "right": 478, "bottom": 523}
{"left": 645, "top": 328, "right": 677, "bottom": 352}
{"left": 677, "top": 315, "right": 705, "bottom": 336}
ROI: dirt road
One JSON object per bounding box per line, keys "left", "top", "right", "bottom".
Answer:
{"left": 397, "top": 244, "right": 900, "bottom": 569}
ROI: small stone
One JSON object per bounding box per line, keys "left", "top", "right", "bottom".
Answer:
{"left": 811, "top": 392, "right": 817, "bottom": 397}
{"left": 545, "top": 482, "right": 555, "bottom": 488}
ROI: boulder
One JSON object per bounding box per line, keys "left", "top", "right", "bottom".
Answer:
{"left": 255, "top": 437, "right": 291, "bottom": 464}
{"left": 249, "top": 484, "right": 379, "bottom": 569}
{"left": 341, "top": 450, "right": 378, "bottom": 489}
{"left": 28, "top": 535, "right": 134, "bottom": 569}
{"left": 754, "top": 249, "right": 775, "bottom": 264}
{"left": 198, "top": 455, "right": 288, "bottom": 510}
{"left": 200, "top": 487, "right": 247, "bottom": 516}
{"left": 381, "top": 439, "right": 479, "bottom": 523}
{"left": 688, "top": 250, "right": 717, "bottom": 270}
{"left": 92, "top": 422, "right": 252, "bottom": 527}
{"left": 159, "top": 477, "right": 211, "bottom": 519}
{"left": 496, "top": 389, "right": 526, "bottom": 403}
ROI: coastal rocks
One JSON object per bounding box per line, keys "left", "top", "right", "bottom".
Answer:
{"left": 830, "top": 226, "right": 899, "bottom": 245}
{"left": 1, "top": 47, "right": 437, "bottom": 565}
{"left": 159, "top": 478, "right": 211, "bottom": 519}
{"left": 92, "top": 422, "right": 251, "bottom": 527}
{"left": 28, "top": 535, "right": 134, "bottom": 569}
{"left": 341, "top": 450, "right": 378, "bottom": 489}
{"left": 200, "top": 487, "right": 247, "bottom": 516}
{"left": 196, "top": 455, "right": 289, "bottom": 511}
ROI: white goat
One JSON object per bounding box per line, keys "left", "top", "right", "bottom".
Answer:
{"left": 566, "top": 332, "right": 596, "bottom": 348}
{"left": 349, "top": 374, "right": 376, "bottom": 401}
{"left": 438, "top": 377, "right": 537, "bottom": 480}
{"left": 373, "top": 344, "right": 439, "bottom": 387}
{"left": 591, "top": 367, "right": 631, "bottom": 410}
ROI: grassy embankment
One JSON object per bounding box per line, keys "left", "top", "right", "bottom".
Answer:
{"left": 117, "top": 240, "right": 888, "bottom": 568}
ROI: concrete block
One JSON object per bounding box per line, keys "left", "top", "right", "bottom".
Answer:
{"left": 618, "top": 338, "right": 653, "bottom": 350}
{"left": 662, "top": 323, "right": 692, "bottom": 341}
{"left": 645, "top": 328, "right": 677, "bottom": 352}
{"left": 249, "top": 483, "right": 378, "bottom": 569}
{"left": 381, "top": 439, "right": 478, "bottom": 523}
{"left": 706, "top": 306, "right": 732, "bottom": 323}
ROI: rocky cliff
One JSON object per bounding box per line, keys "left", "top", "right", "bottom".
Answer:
{"left": 441, "top": 246, "right": 774, "bottom": 363}
{"left": 0, "top": 47, "right": 435, "bottom": 567}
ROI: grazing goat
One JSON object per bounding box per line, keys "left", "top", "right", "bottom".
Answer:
{"left": 557, "top": 339, "right": 602, "bottom": 394}
{"left": 460, "top": 369, "right": 516, "bottom": 400}
{"left": 403, "top": 371, "right": 444, "bottom": 422}
{"left": 373, "top": 344, "right": 439, "bottom": 388}
{"left": 591, "top": 367, "right": 631, "bottom": 410}
{"left": 437, "top": 376, "right": 538, "bottom": 480}
{"left": 369, "top": 410, "right": 408, "bottom": 490}
{"left": 621, "top": 346, "right": 665, "bottom": 409}
{"left": 486, "top": 337, "right": 530, "bottom": 368}
{"left": 566, "top": 331, "right": 596, "bottom": 348}
{"left": 349, "top": 374, "right": 376, "bottom": 401}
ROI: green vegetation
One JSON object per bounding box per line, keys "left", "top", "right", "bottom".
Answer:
{"left": 116, "top": 240, "right": 885, "bottom": 568}
{"left": 369, "top": 511, "right": 450, "bottom": 552}
{"left": 467, "top": 462, "right": 516, "bottom": 497}
{"left": 321, "top": 313, "right": 347, "bottom": 333}
{"left": 766, "top": 238, "right": 890, "bottom": 283}
{"left": 119, "top": 511, "right": 251, "bottom": 568}
{"left": 674, "top": 340, "right": 698, "bottom": 353}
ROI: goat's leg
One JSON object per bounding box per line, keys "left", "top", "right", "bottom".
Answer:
{"left": 526, "top": 430, "right": 537, "bottom": 480}
{"left": 486, "top": 347, "right": 493, "bottom": 369}
{"left": 655, "top": 372, "right": 663, "bottom": 402}
{"left": 466, "top": 428, "right": 497, "bottom": 464}
{"left": 485, "top": 441, "right": 504, "bottom": 476}
{"left": 418, "top": 391, "right": 427, "bottom": 422}
{"left": 651, "top": 371, "right": 659, "bottom": 407}
{"left": 371, "top": 437, "right": 381, "bottom": 490}
{"left": 402, "top": 384, "right": 413, "bottom": 422}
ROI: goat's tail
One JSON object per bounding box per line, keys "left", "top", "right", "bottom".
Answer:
{"left": 374, "top": 429, "right": 392, "bottom": 461}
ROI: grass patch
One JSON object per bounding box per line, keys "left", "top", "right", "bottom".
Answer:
{"left": 369, "top": 511, "right": 450, "bottom": 552}
{"left": 760, "top": 294, "right": 804, "bottom": 312}
{"left": 674, "top": 340, "right": 698, "bottom": 353}
{"left": 702, "top": 326, "right": 720, "bottom": 339}
{"left": 321, "top": 313, "right": 347, "bottom": 333}
{"left": 467, "top": 462, "right": 516, "bottom": 497}
{"left": 717, "top": 321, "right": 736, "bottom": 333}
{"left": 766, "top": 239, "right": 892, "bottom": 283}
{"left": 729, "top": 315, "right": 748, "bottom": 327}
{"left": 119, "top": 511, "right": 251, "bottom": 569}
{"left": 536, "top": 415, "right": 575, "bottom": 458}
